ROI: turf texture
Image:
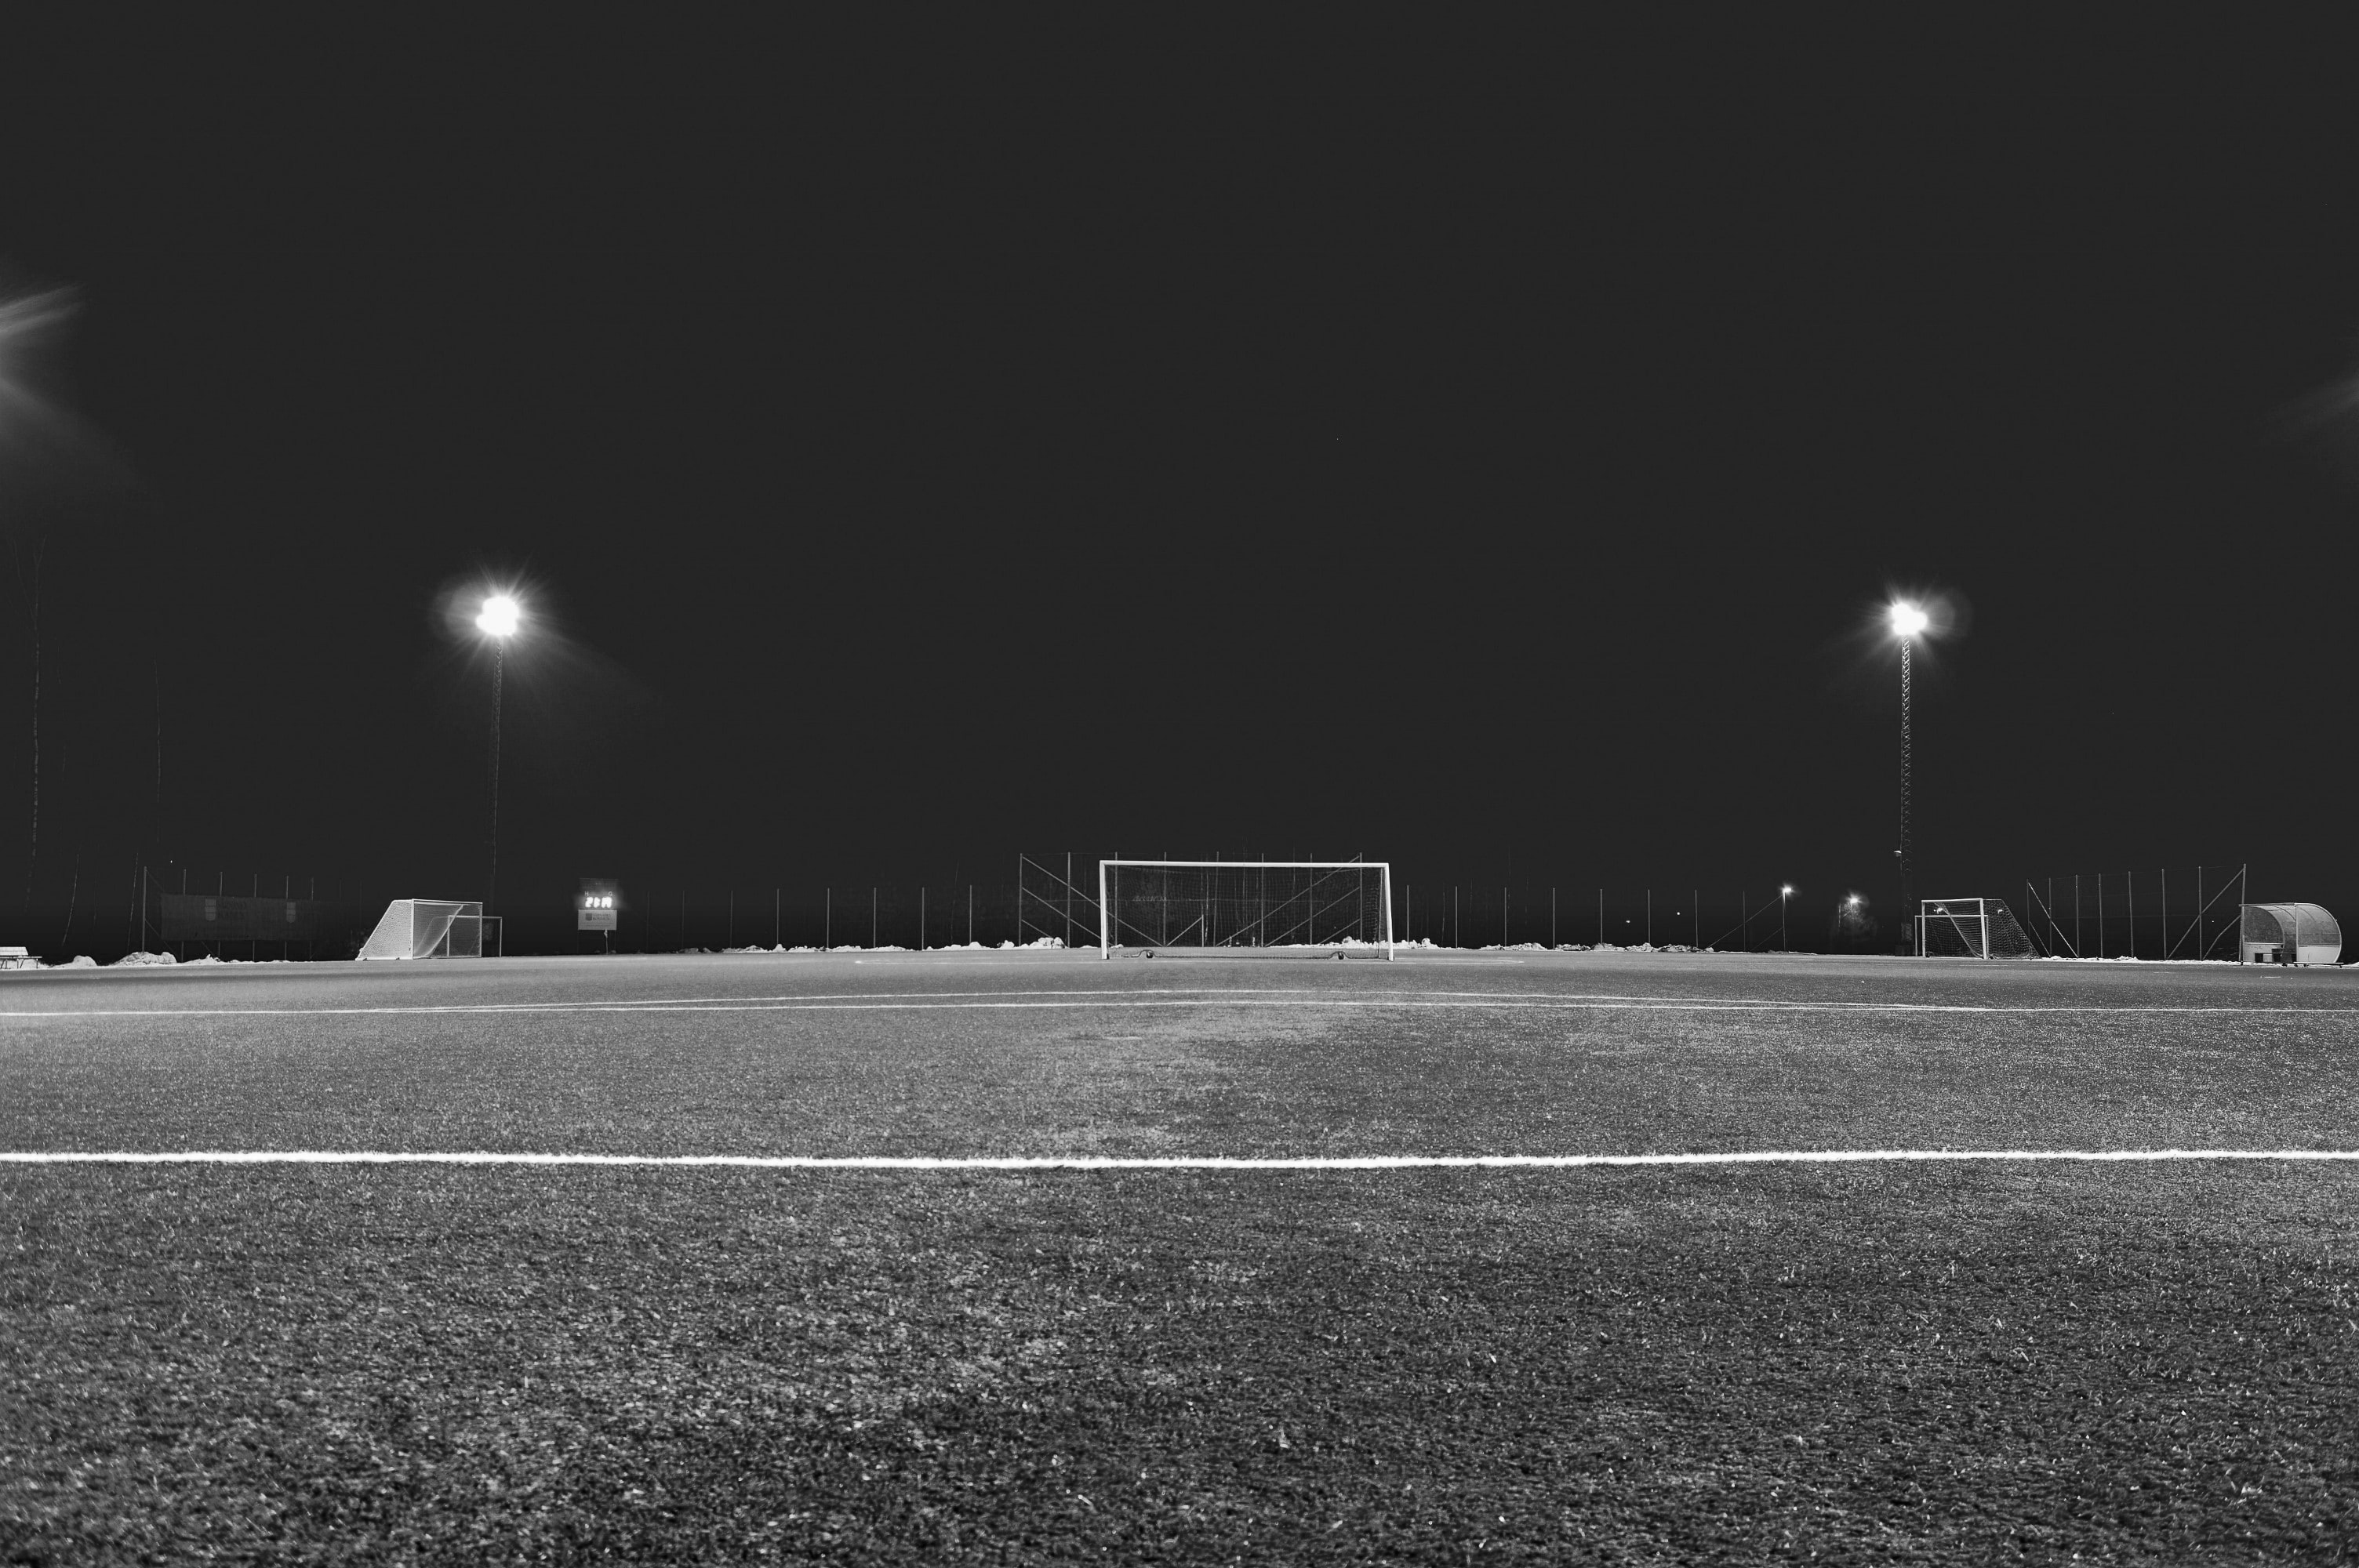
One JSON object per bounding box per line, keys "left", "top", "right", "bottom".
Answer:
{"left": 4, "top": 950, "right": 2357, "bottom": 1563}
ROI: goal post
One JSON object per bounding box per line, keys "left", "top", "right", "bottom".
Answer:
{"left": 357, "top": 898, "right": 502, "bottom": 960}
{"left": 1098, "top": 861, "right": 1394, "bottom": 960}
{"left": 1917, "top": 897, "right": 2038, "bottom": 960}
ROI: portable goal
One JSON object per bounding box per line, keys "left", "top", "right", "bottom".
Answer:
{"left": 1098, "top": 861, "right": 1394, "bottom": 959}
{"left": 357, "top": 899, "right": 503, "bottom": 960}
{"left": 1917, "top": 897, "right": 2038, "bottom": 960}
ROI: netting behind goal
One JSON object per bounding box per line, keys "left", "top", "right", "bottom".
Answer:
{"left": 1918, "top": 898, "right": 2039, "bottom": 960}
{"left": 1100, "top": 862, "right": 1393, "bottom": 956}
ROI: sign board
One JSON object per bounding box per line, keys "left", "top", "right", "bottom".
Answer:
{"left": 579, "top": 877, "right": 621, "bottom": 932}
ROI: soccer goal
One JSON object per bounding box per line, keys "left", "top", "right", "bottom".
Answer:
{"left": 1917, "top": 897, "right": 2038, "bottom": 960}
{"left": 1098, "top": 861, "right": 1394, "bottom": 959}
{"left": 357, "top": 899, "right": 503, "bottom": 960}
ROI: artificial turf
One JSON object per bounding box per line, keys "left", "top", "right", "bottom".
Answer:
{"left": 4, "top": 951, "right": 2357, "bottom": 1563}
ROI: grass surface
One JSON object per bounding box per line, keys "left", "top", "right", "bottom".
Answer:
{"left": 5, "top": 951, "right": 2358, "bottom": 1563}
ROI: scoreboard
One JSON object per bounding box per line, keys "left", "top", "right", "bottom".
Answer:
{"left": 579, "top": 878, "right": 620, "bottom": 932}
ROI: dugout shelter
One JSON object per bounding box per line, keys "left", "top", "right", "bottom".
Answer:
{"left": 2238, "top": 902, "right": 2340, "bottom": 966}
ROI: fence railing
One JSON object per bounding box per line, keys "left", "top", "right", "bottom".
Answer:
{"left": 37, "top": 855, "right": 2270, "bottom": 962}
{"left": 2019, "top": 866, "right": 2248, "bottom": 961}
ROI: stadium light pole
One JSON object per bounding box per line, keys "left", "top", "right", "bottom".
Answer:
{"left": 1888, "top": 601, "right": 1930, "bottom": 954}
{"left": 1779, "top": 884, "right": 1793, "bottom": 953}
{"left": 474, "top": 593, "right": 522, "bottom": 918}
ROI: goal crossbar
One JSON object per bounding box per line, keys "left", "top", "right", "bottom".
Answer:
{"left": 1098, "top": 860, "right": 1394, "bottom": 960}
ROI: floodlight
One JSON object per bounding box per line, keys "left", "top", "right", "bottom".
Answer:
{"left": 476, "top": 593, "right": 521, "bottom": 639}
{"left": 1885, "top": 597, "right": 1936, "bottom": 945}
{"left": 1780, "top": 884, "right": 1794, "bottom": 896}
{"left": 471, "top": 589, "right": 523, "bottom": 920}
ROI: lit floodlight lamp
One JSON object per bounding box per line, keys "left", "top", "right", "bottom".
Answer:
{"left": 476, "top": 593, "right": 521, "bottom": 639}
{"left": 1888, "top": 601, "right": 1929, "bottom": 640}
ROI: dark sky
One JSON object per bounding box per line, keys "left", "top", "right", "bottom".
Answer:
{"left": 5, "top": 17, "right": 2358, "bottom": 953}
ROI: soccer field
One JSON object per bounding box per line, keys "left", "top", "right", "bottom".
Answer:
{"left": 5, "top": 951, "right": 2357, "bottom": 1563}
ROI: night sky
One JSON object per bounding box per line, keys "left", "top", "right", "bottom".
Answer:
{"left": 5, "top": 19, "right": 2357, "bottom": 954}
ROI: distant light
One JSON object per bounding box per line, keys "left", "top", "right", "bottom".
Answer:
{"left": 1780, "top": 885, "right": 1794, "bottom": 896}
{"left": 1888, "top": 602, "right": 1929, "bottom": 639}
{"left": 1847, "top": 895, "right": 1860, "bottom": 906}
{"left": 477, "top": 593, "right": 521, "bottom": 639}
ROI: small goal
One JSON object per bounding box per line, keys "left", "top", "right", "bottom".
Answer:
{"left": 1917, "top": 897, "right": 2038, "bottom": 960}
{"left": 358, "top": 899, "right": 503, "bottom": 960}
{"left": 1098, "top": 861, "right": 1394, "bottom": 959}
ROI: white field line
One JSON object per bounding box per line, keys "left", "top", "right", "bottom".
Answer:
{"left": 4, "top": 1149, "right": 2359, "bottom": 1171}
{"left": 5, "top": 989, "right": 2359, "bottom": 1021}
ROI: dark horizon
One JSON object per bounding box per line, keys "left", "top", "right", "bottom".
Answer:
{"left": 5, "top": 20, "right": 2357, "bottom": 959}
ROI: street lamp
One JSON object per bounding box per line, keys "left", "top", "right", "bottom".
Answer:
{"left": 475, "top": 593, "right": 521, "bottom": 916}
{"left": 1779, "top": 884, "right": 1794, "bottom": 953}
{"left": 1888, "top": 601, "right": 1929, "bottom": 954}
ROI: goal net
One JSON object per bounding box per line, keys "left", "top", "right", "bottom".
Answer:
{"left": 1098, "top": 861, "right": 1394, "bottom": 959}
{"left": 1917, "top": 897, "right": 2038, "bottom": 960}
{"left": 357, "top": 899, "right": 500, "bottom": 960}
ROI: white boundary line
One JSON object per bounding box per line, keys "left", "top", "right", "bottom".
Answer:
{"left": 7, "top": 989, "right": 2359, "bottom": 1021}
{"left": 4, "top": 1149, "right": 2358, "bottom": 1170}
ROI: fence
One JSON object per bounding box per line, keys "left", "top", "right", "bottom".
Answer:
{"left": 2019, "top": 866, "right": 2248, "bottom": 961}
{"left": 623, "top": 881, "right": 1031, "bottom": 953}
{"left": 28, "top": 853, "right": 2274, "bottom": 963}
{"left": 111, "top": 869, "right": 361, "bottom": 961}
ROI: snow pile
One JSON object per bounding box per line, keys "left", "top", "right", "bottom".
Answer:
{"left": 111, "top": 951, "right": 177, "bottom": 967}
{"left": 61, "top": 955, "right": 96, "bottom": 967}
{"left": 1001, "top": 937, "right": 1065, "bottom": 950}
